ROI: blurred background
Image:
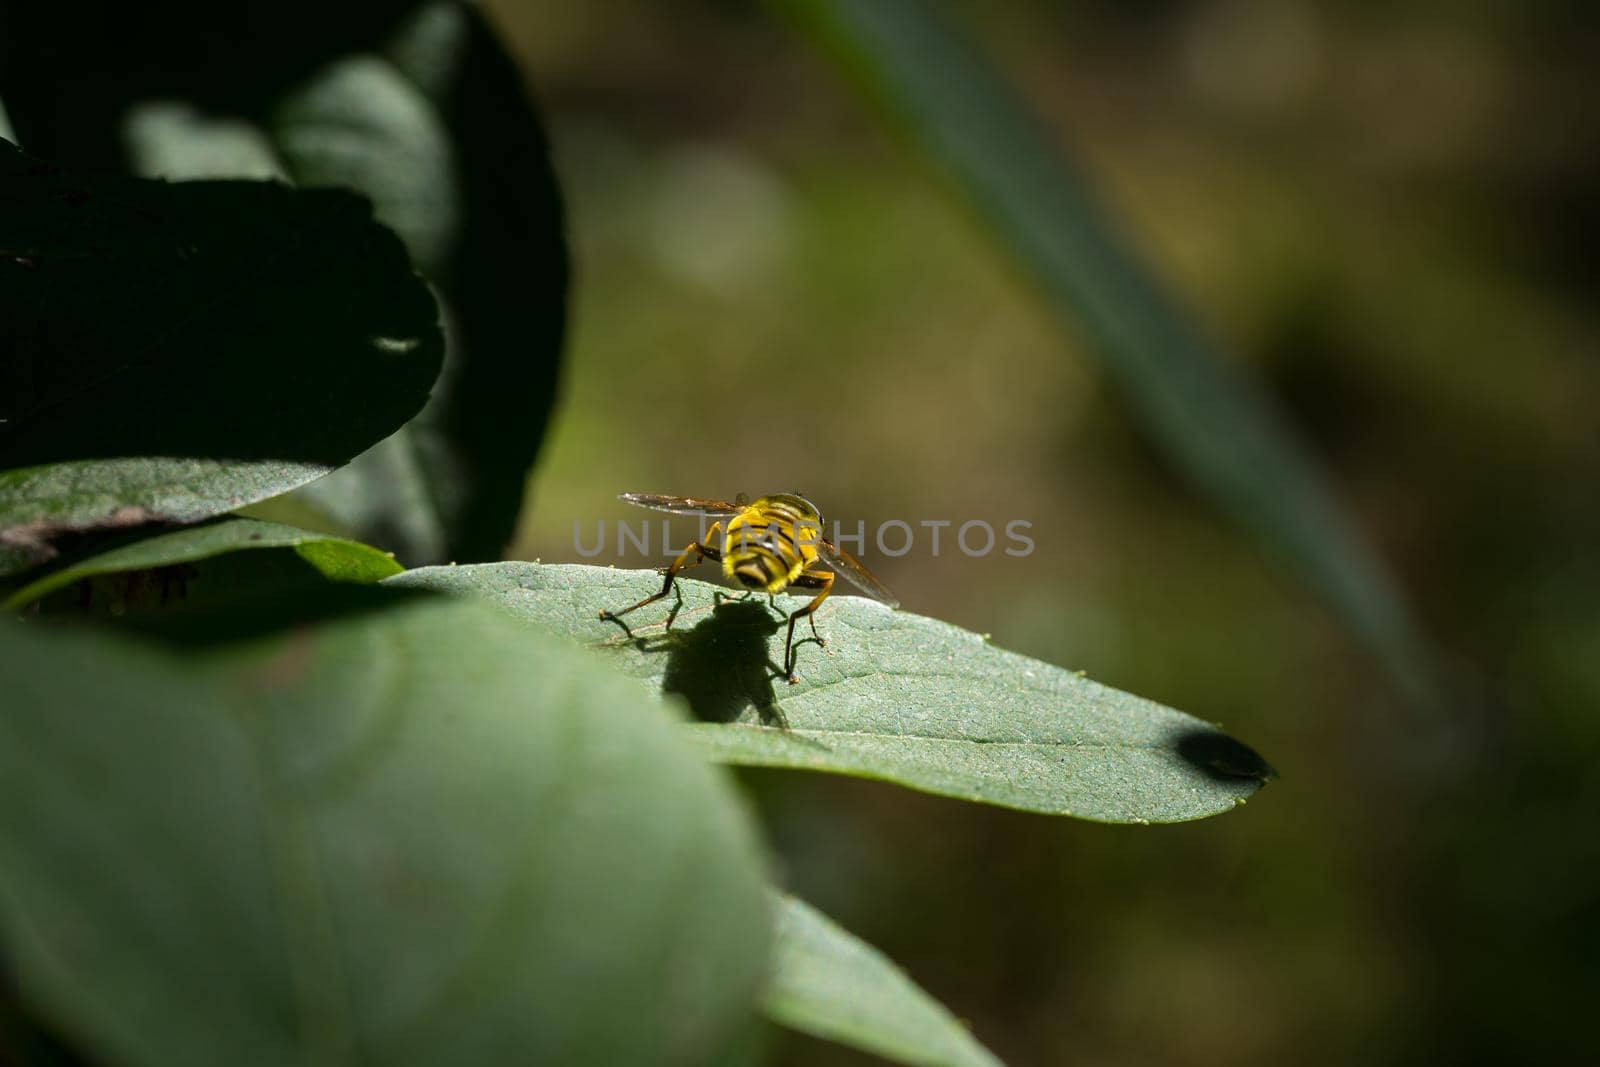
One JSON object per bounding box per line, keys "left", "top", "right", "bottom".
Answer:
{"left": 490, "top": 1, "right": 1597, "bottom": 1064}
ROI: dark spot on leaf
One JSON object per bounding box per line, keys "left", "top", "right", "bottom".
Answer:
{"left": 1175, "top": 728, "right": 1277, "bottom": 783}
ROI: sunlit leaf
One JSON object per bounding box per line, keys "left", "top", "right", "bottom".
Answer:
{"left": 387, "top": 563, "right": 1274, "bottom": 823}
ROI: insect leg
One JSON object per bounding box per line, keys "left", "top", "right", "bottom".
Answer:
{"left": 599, "top": 522, "right": 723, "bottom": 622}
{"left": 782, "top": 568, "right": 834, "bottom": 684}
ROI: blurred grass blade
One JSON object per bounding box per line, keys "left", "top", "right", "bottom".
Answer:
{"left": 765, "top": 893, "right": 1004, "bottom": 1067}
{"left": 387, "top": 563, "right": 1274, "bottom": 823}
{"left": 771, "top": 0, "right": 1439, "bottom": 709}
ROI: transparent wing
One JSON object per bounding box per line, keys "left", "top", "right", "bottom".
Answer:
{"left": 816, "top": 540, "right": 900, "bottom": 608}
{"left": 618, "top": 492, "right": 745, "bottom": 516}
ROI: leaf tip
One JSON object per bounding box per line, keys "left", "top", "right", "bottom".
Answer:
{"left": 1175, "top": 728, "right": 1276, "bottom": 784}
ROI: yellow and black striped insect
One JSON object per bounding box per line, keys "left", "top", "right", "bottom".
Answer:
{"left": 598, "top": 492, "right": 898, "bottom": 683}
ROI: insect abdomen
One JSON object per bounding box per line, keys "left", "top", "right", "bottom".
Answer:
{"left": 723, "top": 499, "right": 819, "bottom": 593}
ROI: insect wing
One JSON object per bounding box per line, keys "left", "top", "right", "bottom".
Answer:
{"left": 618, "top": 492, "right": 745, "bottom": 516}
{"left": 816, "top": 540, "right": 899, "bottom": 608}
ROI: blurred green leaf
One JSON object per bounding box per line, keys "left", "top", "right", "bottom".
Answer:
{"left": 766, "top": 893, "right": 1004, "bottom": 1067}
{"left": 770, "top": 0, "right": 1439, "bottom": 709}
{"left": 2, "top": 517, "right": 400, "bottom": 611}
{"left": 0, "top": 592, "right": 769, "bottom": 1067}
{"left": 387, "top": 563, "right": 1273, "bottom": 822}
{"left": 0, "top": 139, "right": 442, "bottom": 578}
{"left": 2, "top": 1, "right": 567, "bottom": 565}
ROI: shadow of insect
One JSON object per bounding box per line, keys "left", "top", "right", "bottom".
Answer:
{"left": 599, "top": 594, "right": 799, "bottom": 729}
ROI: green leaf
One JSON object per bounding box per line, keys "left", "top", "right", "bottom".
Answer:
{"left": 0, "top": 591, "right": 770, "bottom": 1067}
{"left": 0, "top": 139, "right": 443, "bottom": 578}
{"left": 769, "top": 0, "right": 1440, "bottom": 710}
{"left": 1, "top": 517, "right": 400, "bottom": 611}
{"left": 2, "top": 2, "right": 568, "bottom": 565}
{"left": 386, "top": 563, "right": 1273, "bottom": 823}
{"left": 766, "top": 893, "right": 1003, "bottom": 1067}
{"left": 271, "top": 4, "right": 568, "bottom": 565}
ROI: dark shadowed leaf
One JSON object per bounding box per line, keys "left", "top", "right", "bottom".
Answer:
{"left": 0, "top": 592, "right": 769, "bottom": 1067}
{"left": 272, "top": 3, "right": 568, "bottom": 564}
{"left": 768, "top": 0, "right": 1441, "bottom": 711}
{"left": 387, "top": 563, "right": 1274, "bottom": 822}
{"left": 0, "top": 140, "right": 442, "bottom": 577}
{"left": 1, "top": 517, "right": 400, "bottom": 611}
{"left": 1, "top": 1, "right": 567, "bottom": 565}
{"left": 766, "top": 893, "right": 1004, "bottom": 1067}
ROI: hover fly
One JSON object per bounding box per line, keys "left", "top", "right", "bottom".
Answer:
{"left": 598, "top": 492, "right": 898, "bottom": 683}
